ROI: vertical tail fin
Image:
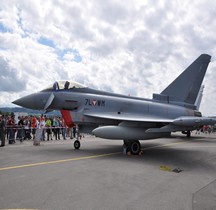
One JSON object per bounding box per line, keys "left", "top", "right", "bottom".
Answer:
{"left": 153, "top": 54, "right": 211, "bottom": 107}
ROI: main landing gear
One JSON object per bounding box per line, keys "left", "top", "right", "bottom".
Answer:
{"left": 123, "top": 140, "right": 141, "bottom": 155}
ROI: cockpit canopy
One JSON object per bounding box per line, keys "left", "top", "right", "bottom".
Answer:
{"left": 41, "top": 80, "right": 87, "bottom": 92}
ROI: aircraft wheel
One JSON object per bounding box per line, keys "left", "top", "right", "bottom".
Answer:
{"left": 74, "top": 140, "right": 80, "bottom": 150}
{"left": 130, "top": 140, "right": 141, "bottom": 155}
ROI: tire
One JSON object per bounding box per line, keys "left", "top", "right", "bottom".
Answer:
{"left": 74, "top": 140, "right": 80, "bottom": 150}
{"left": 130, "top": 140, "right": 141, "bottom": 155}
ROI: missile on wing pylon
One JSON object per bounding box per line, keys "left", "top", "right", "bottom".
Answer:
{"left": 173, "top": 117, "right": 216, "bottom": 127}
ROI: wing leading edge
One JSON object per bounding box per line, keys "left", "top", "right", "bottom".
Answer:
{"left": 84, "top": 111, "right": 173, "bottom": 123}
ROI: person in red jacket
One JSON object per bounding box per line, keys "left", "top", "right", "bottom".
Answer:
{"left": 31, "top": 116, "right": 37, "bottom": 140}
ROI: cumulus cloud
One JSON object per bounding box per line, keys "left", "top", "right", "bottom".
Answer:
{"left": 0, "top": 57, "right": 26, "bottom": 92}
{"left": 0, "top": 0, "right": 216, "bottom": 115}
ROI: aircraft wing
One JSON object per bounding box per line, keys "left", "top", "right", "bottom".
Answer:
{"left": 83, "top": 111, "right": 173, "bottom": 123}
{"left": 84, "top": 111, "right": 216, "bottom": 133}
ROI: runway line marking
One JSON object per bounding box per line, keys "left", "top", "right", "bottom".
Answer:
{"left": 0, "top": 152, "right": 121, "bottom": 171}
{"left": 0, "top": 141, "right": 190, "bottom": 171}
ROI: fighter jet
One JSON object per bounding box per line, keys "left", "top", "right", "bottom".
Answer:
{"left": 13, "top": 54, "right": 216, "bottom": 154}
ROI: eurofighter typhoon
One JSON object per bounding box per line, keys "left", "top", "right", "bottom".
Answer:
{"left": 13, "top": 54, "right": 216, "bottom": 154}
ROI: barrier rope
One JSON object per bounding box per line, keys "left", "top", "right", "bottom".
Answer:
{"left": 4, "top": 126, "right": 69, "bottom": 130}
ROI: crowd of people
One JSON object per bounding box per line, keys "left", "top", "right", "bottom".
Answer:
{"left": 1, "top": 113, "right": 216, "bottom": 148}
{"left": 0, "top": 114, "right": 77, "bottom": 147}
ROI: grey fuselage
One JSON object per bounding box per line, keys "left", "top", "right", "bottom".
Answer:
{"left": 42, "top": 88, "right": 197, "bottom": 128}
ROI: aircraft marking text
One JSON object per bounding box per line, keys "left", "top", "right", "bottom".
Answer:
{"left": 85, "top": 99, "right": 105, "bottom": 107}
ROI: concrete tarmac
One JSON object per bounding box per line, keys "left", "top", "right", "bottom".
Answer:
{"left": 0, "top": 133, "right": 216, "bottom": 210}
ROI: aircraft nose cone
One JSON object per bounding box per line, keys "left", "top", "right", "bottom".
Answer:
{"left": 12, "top": 94, "right": 36, "bottom": 109}
{"left": 12, "top": 92, "right": 54, "bottom": 110}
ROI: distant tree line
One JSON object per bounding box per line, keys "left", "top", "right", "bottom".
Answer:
{"left": 0, "top": 110, "right": 15, "bottom": 116}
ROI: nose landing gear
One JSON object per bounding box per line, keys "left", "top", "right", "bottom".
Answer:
{"left": 74, "top": 140, "right": 81, "bottom": 150}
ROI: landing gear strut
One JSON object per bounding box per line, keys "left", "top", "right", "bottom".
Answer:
{"left": 186, "top": 130, "right": 191, "bottom": 137}
{"left": 182, "top": 130, "right": 191, "bottom": 137}
{"left": 123, "top": 140, "right": 141, "bottom": 155}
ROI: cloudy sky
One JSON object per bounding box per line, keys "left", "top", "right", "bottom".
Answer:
{"left": 0, "top": 0, "right": 216, "bottom": 115}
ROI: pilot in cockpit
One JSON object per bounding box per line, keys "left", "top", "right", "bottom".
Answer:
{"left": 53, "top": 82, "right": 59, "bottom": 91}
{"left": 64, "top": 81, "right": 70, "bottom": 89}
